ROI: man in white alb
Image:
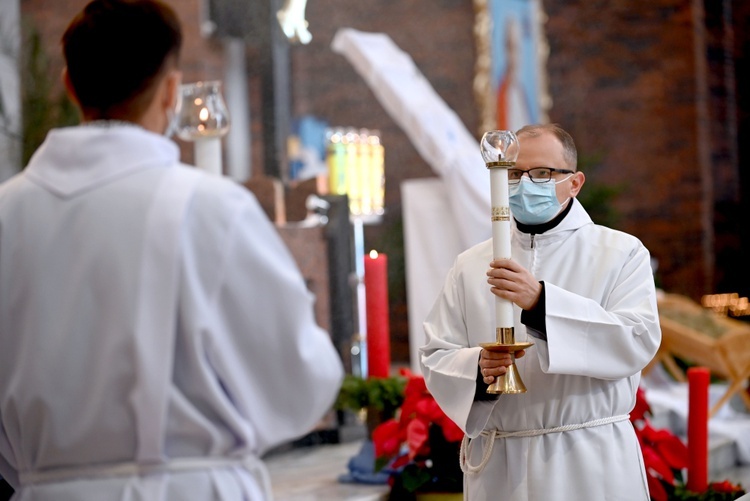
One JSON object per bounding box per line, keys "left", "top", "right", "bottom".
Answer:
{"left": 0, "top": 1, "right": 343, "bottom": 499}
{"left": 421, "top": 123, "right": 660, "bottom": 500}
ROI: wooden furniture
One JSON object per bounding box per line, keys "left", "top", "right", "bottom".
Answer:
{"left": 242, "top": 176, "right": 355, "bottom": 375}
{"left": 285, "top": 176, "right": 329, "bottom": 222}
{"left": 650, "top": 292, "right": 750, "bottom": 417}
{"left": 242, "top": 175, "right": 287, "bottom": 225}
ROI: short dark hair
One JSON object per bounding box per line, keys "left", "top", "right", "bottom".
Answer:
{"left": 62, "top": 0, "right": 182, "bottom": 120}
{"left": 516, "top": 123, "right": 578, "bottom": 170}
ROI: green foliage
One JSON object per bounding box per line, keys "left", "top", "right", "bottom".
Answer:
{"left": 577, "top": 181, "right": 624, "bottom": 228}
{"left": 399, "top": 463, "right": 432, "bottom": 493}
{"left": 386, "top": 425, "right": 463, "bottom": 500}
{"left": 335, "top": 374, "right": 406, "bottom": 415}
{"left": 374, "top": 454, "right": 391, "bottom": 473}
{"left": 669, "top": 482, "right": 746, "bottom": 500}
{"left": 576, "top": 152, "right": 625, "bottom": 229}
{"left": 21, "top": 19, "right": 79, "bottom": 167}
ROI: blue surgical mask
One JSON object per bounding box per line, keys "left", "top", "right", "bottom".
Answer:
{"left": 509, "top": 176, "right": 571, "bottom": 225}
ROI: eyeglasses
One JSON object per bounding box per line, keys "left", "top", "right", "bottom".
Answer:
{"left": 508, "top": 167, "right": 574, "bottom": 185}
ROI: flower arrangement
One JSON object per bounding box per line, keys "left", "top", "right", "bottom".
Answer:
{"left": 334, "top": 373, "right": 407, "bottom": 435}
{"left": 371, "top": 370, "right": 464, "bottom": 500}
{"left": 632, "top": 387, "right": 746, "bottom": 501}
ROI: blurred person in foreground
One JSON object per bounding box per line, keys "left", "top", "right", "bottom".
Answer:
{"left": 0, "top": 1, "right": 343, "bottom": 499}
{"left": 421, "top": 123, "right": 661, "bottom": 500}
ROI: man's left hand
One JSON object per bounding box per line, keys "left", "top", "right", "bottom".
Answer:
{"left": 486, "top": 258, "right": 542, "bottom": 310}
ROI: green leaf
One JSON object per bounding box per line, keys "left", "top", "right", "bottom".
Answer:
{"left": 374, "top": 456, "right": 390, "bottom": 472}
{"left": 400, "top": 464, "right": 431, "bottom": 493}
{"left": 334, "top": 375, "right": 406, "bottom": 416}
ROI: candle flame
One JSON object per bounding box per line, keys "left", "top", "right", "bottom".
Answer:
{"left": 369, "top": 250, "right": 378, "bottom": 259}
{"left": 199, "top": 107, "right": 210, "bottom": 121}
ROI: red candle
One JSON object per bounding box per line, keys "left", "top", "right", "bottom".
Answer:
{"left": 365, "top": 250, "right": 390, "bottom": 378}
{"left": 687, "top": 367, "right": 710, "bottom": 493}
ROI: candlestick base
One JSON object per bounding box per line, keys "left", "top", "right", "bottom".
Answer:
{"left": 479, "top": 341, "right": 533, "bottom": 395}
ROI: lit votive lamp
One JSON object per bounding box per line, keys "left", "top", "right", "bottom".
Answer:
{"left": 175, "top": 80, "right": 230, "bottom": 176}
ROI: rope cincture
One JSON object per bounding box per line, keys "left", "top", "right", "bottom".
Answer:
{"left": 460, "top": 414, "right": 630, "bottom": 475}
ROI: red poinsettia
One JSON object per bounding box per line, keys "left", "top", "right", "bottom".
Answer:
{"left": 371, "top": 369, "right": 464, "bottom": 494}
{"left": 709, "top": 480, "right": 745, "bottom": 494}
{"left": 631, "top": 387, "right": 690, "bottom": 501}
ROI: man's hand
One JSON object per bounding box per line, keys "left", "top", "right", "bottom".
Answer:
{"left": 479, "top": 348, "right": 526, "bottom": 384}
{"left": 487, "top": 258, "right": 542, "bottom": 311}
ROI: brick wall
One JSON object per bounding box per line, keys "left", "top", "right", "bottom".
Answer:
{"left": 542, "top": 0, "right": 712, "bottom": 298}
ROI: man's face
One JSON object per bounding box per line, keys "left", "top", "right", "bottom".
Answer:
{"left": 515, "top": 132, "right": 583, "bottom": 204}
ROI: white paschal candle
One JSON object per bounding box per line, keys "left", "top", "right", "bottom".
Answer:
{"left": 489, "top": 167, "right": 514, "bottom": 338}
{"left": 194, "top": 137, "right": 223, "bottom": 176}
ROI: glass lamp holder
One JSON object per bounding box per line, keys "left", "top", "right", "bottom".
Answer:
{"left": 175, "top": 80, "right": 231, "bottom": 176}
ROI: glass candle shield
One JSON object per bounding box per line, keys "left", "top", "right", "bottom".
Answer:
{"left": 175, "top": 81, "right": 231, "bottom": 141}
{"left": 480, "top": 130, "right": 519, "bottom": 165}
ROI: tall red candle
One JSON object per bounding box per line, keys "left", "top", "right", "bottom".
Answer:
{"left": 687, "top": 367, "right": 710, "bottom": 493}
{"left": 365, "top": 250, "right": 390, "bottom": 378}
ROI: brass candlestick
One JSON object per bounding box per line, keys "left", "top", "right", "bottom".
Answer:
{"left": 479, "top": 130, "right": 533, "bottom": 394}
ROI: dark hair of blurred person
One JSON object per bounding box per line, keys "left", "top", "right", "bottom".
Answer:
{"left": 62, "top": 0, "right": 182, "bottom": 122}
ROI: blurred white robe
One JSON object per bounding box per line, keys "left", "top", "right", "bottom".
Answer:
{"left": 0, "top": 124, "right": 343, "bottom": 500}
{"left": 421, "top": 199, "right": 661, "bottom": 501}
